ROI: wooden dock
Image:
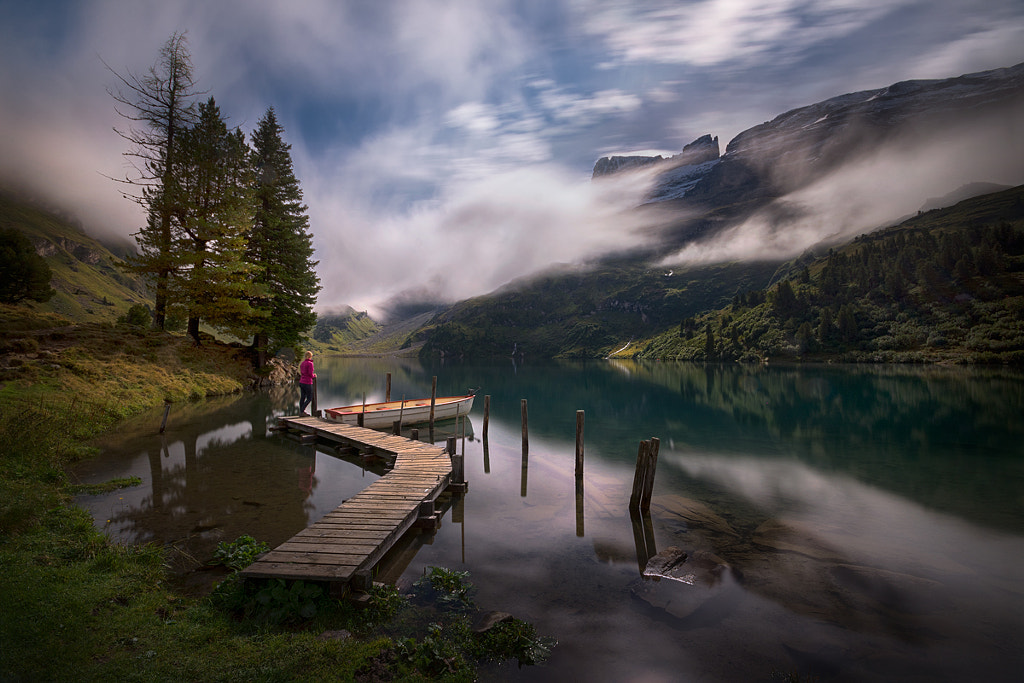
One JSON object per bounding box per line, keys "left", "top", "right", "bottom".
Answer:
{"left": 239, "top": 416, "right": 463, "bottom": 592}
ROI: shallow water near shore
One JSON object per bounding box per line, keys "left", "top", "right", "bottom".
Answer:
{"left": 73, "top": 358, "right": 1024, "bottom": 681}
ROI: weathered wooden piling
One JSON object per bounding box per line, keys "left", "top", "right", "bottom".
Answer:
{"left": 640, "top": 437, "right": 660, "bottom": 510}
{"left": 629, "top": 440, "right": 649, "bottom": 510}
{"left": 629, "top": 437, "right": 660, "bottom": 512}
{"left": 311, "top": 377, "right": 318, "bottom": 416}
{"left": 482, "top": 395, "right": 490, "bottom": 442}
{"left": 575, "top": 410, "right": 585, "bottom": 478}
{"left": 159, "top": 402, "right": 170, "bottom": 434}
{"left": 447, "top": 436, "right": 467, "bottom": 492}
{"left": 429, "top": 376, "right": 437, "bottom": 427}
{"left": 385, "top": 372, "right": 391, "bottom": 402}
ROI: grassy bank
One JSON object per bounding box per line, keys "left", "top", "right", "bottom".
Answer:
{"left": 0, "top": 305, "right": 548, "bottom": 681}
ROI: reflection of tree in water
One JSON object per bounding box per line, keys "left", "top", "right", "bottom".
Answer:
{"left": 106, "top": 396, "right": 318, "bottom": 580}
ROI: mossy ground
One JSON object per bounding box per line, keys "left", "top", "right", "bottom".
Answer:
{"left": 0, "top": 304, "right": 546, "bottom": 681}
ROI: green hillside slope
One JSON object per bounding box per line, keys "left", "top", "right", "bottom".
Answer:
{"left": 0, "top": 192, "right": 149, "bottom": 323}
{"left": 634, "top": 185, "right": 1024, "bottom": 364}
{"left": 419, "top": 259, "right": 780, "bottom": 359}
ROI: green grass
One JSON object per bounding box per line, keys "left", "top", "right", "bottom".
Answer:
{"left": 0, "top": 305, "right": 551, "bottom": 681}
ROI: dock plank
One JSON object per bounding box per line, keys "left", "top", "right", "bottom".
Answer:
{"left": 240, "top": 416, "right": 456, "bottom": 589}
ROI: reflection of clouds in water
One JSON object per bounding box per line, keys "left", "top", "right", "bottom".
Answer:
{"left": 659, "top": 450, "right": 1023, "bottom": 582}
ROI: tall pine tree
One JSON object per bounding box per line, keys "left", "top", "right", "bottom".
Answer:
{"left": 248, "top": 108, "right": 320, "bottom": 366}
{"left": 172, "top": 98, "right": 258, "bottom": 344}
{"left": 107, "top": 32, "right": 201, "bottom": 330}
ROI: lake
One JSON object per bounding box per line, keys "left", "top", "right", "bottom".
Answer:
{"left": 73, "top": 358, "right": 1024, "bottom": 682}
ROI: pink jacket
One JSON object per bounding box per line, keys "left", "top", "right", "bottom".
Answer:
{"left": 299, "top": 359, "right": 316, "bottom": 385}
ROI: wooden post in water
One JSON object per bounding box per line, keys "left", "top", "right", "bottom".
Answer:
{"left": 575, "top": 410, "right": 585, "bottom": 478}
{"left": 411, "top": 428, "right": 419, "bottom": 441}
{"left": 640, "top": 437, "right": 660, "bottom": 512}
{"left": 358, "top": 393, "right": 366, "bottom": 427}
{"left": 629, "top": 440, "right": 651, "bottom": 511}
{"left": 311, "top": 377, "right": 318, "bottom": 417}
{"left": 521, "top": 399, "right": 529, "bottom": 455}
{"left": 159, "top": 402, "right": 170, "bottom": 434}
{"left": 385, "top": 373, "right": 391, "bottom": 402}
{"left": 429, "top": 376, "right": 437, "bottom": 428}
{"left": 447, "top": 436, "right": 465, "bottom": 487}
{"left": 482, "top": 395, "right": 490, "bottom": 442}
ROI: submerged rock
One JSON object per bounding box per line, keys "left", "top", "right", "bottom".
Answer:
{"left": 650, "top": 495, "right": 741, "bottom": 538}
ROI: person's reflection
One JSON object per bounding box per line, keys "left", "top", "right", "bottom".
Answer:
{"left": 298, "top": 448, "right": 316, "bottom": 498}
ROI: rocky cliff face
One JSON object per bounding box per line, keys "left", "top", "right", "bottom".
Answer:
{"left": 597, "top": 62, "right": 1024, "bottom": 243}
{"left": 592, "top": 134, "right": 720, "bottom": 180}
{"left": 698, "top": 63, "right": 1024, "bottom": 204}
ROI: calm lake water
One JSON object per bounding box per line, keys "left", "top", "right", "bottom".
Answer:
{"left": 73, "top": 358, "right": 1024, "bottom": 682}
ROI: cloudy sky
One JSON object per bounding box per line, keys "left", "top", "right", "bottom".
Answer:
{"left": 1, "top": 0, "right": 1023, "bottom": 316}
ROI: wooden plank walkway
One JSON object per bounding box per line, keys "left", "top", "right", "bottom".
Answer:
{"left": 239, "top": 416, "right": 458, "bottom": 590}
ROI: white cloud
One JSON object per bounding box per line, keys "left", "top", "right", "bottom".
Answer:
{"left": 574, "top": 0, "right": 899, "bottom": 67}
{"left": 660, "top": 108, "right": 1024, "bottom": 266}
{"left": 1, "top": 0, "right": 1022, "bottom": 317}
{"left": 306, "top": 158, "right": 665, "bottom": 317}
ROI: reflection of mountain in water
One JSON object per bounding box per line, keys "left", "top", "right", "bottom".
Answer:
{"left": 439, "top": 359, "right": 1024, "bottom": 533}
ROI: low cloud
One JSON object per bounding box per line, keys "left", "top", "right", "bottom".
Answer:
{"left": 661, "top": 106, "right": 1024, "bottom": 266}
{"left": 310, "top": 161, "right": 665, "bottom": 318}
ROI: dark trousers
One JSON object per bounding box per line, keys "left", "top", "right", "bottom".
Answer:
{"left": 300, "top": 383, "right": 314, "bottom": 414}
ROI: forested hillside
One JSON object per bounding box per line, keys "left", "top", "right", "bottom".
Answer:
{"left": 634, "top": 185, "right": 1024, "bottom": 364}
{"left": 418, "top": 259, "right": 779, "bottom": 359}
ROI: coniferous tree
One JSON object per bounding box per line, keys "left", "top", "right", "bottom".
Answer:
{"left": 108, "top": 32, "right": 201, "bottom": 330}
{"left": 247, "top": 107, "right": 320, "bottom": 366}
{"left": 172, "top": 98, "right": 258, "bottom": 344}
{"left": 0, "top": 228, "right": 55, "bottom": 304}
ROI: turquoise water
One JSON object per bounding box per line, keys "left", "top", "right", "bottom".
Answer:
{"left": 74, "top": 359, "right": 1024, "bottom": 681}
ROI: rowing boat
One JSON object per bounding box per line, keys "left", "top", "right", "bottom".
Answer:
{"left": 323, "top": 394, "right": 475, "bottom": 428}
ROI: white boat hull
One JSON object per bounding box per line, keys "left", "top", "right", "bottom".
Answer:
{"left": 324, "top": 395, "right": 475, "bottom": 429}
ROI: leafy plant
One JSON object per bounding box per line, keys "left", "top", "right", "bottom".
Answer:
{"left": 473, "top": 618, "right": 556, "bottom": 668}
{"left": 209, "top": 534, "right": 268, "bottom": 572}
{"left": 413, "top": 566, "right": 475, "bottom": 611}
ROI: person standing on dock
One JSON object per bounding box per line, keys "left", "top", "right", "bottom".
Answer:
{"left": 299, "top": 351, "right": 316, "bottom": 416}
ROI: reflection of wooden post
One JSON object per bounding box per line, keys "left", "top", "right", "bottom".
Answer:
{"left": 521, "top": 399, "right": 529, "bottom": 455}
{"left": 482, "top": 395, "right": 490, "bottom": 442}
{"left": 385, "top": 373, "right": 391, "bottom": 402}
{"left": 630, "top": 508, "right": 657, "bottom": 572}
{"left": 521, "top": 446, "right": 529, "bottom": 498}
{"left": 575, "top": 410, "right": 584, "bottom": 478}
{"left": 520, "top": 399, "right": 529, "bottom": 497}
{"left": 575, "top": 476, "right": 585, "bottom": 538}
